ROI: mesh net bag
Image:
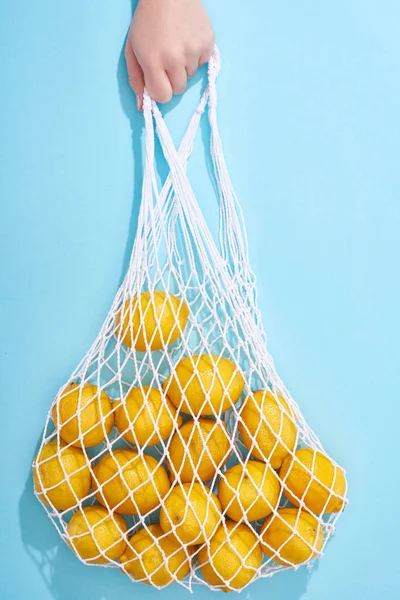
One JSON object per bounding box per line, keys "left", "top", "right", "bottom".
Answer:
{"left": 33, "top": 49, "right": 348, "bottom": 592}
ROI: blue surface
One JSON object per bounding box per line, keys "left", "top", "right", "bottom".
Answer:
{"left": 1, "top": 1, "right": 399, "bottom": 598}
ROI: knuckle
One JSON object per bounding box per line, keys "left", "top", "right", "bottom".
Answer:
{"left": 165, "top": 49, "right": 184, "bottom": 69}
{"left": 184, "top": 41, "right": 199, "bottom": 57}
{"left": 141, "top": 52, "right": 157, "bottom": 70}
{"left": 203, "top": 33, "right": 216, "bottom": 55}
{"left": 136, "top": 47, "right": 159, "bottom": 73}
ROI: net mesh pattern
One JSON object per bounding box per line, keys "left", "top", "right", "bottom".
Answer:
{"left": 33, "top": 49, "right": 348, "bottom": 592}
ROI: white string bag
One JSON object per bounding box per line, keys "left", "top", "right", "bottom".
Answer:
{"left": 33, "top": 48, "right": 348, "bottom": 592}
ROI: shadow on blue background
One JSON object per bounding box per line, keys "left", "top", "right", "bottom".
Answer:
{"left": 19, "top": 472, "right": 315, "bottom": 600}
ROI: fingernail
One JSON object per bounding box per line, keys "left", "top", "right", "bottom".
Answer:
{"left": 136, "top": 94, "right": 142, "bottom": 111}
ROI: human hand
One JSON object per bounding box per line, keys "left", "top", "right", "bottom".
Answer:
{"left": 125, "top": 0, "right": 215, "bottom": 109}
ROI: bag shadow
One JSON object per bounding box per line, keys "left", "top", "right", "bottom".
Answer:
{"left": 19, "top": 422, "right": 317, "bottom": 600}
{"left": 19, "top": 464, "right": 316, "bottom": 600}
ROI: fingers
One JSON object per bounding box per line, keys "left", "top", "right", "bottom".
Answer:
{"left": 126, "top": 43, "right": 185, "bottom": 107}
{"left": 199, "top": 46, "right": 214, "bottom": 68}
{"left": 143, "top": 66, "right": 173, "bottom": 104}
{"left": 185, "top": 56, "right": 199, "bottom": 80}
{"left": 125, "top": 42, "right": 145, "bottom": 109}
{"left": 166, "top": 64, "right": 188, "bottom": 95}
{"left": 125, "top": 43, "right": 215, "bottom": 106}
{"left": 126, "top": 48, "right": 212, "bottom": 106}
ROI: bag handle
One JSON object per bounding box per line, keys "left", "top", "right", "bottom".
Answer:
{"left": 127, "top": 77, "right": 210, "bottom": 278}
{"left": 142, "top": 89, "right": 289, "bottom": 392}
{"left": 135, "top": 47, "right": 249, "bottom": 275}
{"left": 143, "top": 89, "right": 225, "bottom": 272}
{"left": 206, "top": 50, "right": 249, "bottom": 269}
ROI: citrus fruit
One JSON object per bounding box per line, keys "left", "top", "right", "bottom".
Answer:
{"left": 52, "top": 383, "right": 114, "bottom": 448}
{"left": 279, "top": 447, "right": 347, "bottom": 514}
{"left": 121, "top": 524, "right": 192, "bottom": 586}
{"left": 67, "top": 505, "right": 128, "bottom": 564}
{"left": 218, "top": 460, "right": 280, "bottom": 522}
{"left": 33, "top": 439, "right": 91, "bottom": 511}
{"left": 115, "top": 386, "right": 182, "bottom": 446}
{"left": 198, "top": 521, "right": 262, "bottom": 592}
{"left": 163, "top": 354, "right": 245, "bottom": 416}
{"left": 260, "top": 507, "right": 323, "bottom": 566}
{"left": 116, "top": 291, "right": 189, "bottom": 351}
{"left": 167, "top": 418, "right": 231, "bottom": 483}
{"left": 93, "top": 449, "right": 170, "bottom": 515}
{"left": 239, "top": 390, "right": 297, "bottom": 468}
{"left": 160, "top": 482, "right": 222, "bottom": 545}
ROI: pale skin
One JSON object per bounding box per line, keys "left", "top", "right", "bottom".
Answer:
{"left": 125, "top": 0, "right": 215, "bottom": 109}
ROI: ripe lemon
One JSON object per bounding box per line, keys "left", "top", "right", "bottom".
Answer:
{"left": 67, "top": 505, "right": 128, "bottom": 564}
{"left": 167, "top": 418, "right": 231, "bottom": 483}
{"left": 260, "top": 507, "right": 323, "bottom": 566}
{"left": 115, "top": 386, "right": 182, "bottom": 446}
{"left": 121, "top": 524, "right": 192, "bottom": 586}
{"left": 279, "top": 447, "right": 347, "bottom": 514}
{"left": 198, "top": 521, "right": 262, "bottom": 592}
{"left": 239, "top": 390, "right": 297, "bottom": 468}
{"left": 163, "top": 354, "right": 245, "bottom": 416}
{"left": 93, "top": 449, "right": 170, "bottom": 515}
{"left": 116, "top": 291, "right": 189, "bottom": 352}
{"left": 218, "top": 460, "right": 280, "bottom": 522}
{"left": 52, "top": 383, "right": 114, "bottom": 448}
{"left": 160, "top": 482, "right": 222, "bottom": 545}
{"left": 33, "top": 440, "right": 91, "bottom": 511}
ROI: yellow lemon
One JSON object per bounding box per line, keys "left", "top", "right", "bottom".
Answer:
{"left": 279, "top": 447, "right": 347, "bottom": 514}
{"left": 115, "top": 386, "right": 182, "bottom": 446}
{"left": 33, "top": 440, "right": 91, "bottom": 511}
{"left": 239, "top": 390, "right": 297, "bottom": 468}
{"left": 67, "top": 505, "right": 128, "bottom": 564}
{"left": 160, "top": 482, "right": 222, "bottom": 545}
{"left": 52, "top": 383, "right": 114, "bottom": 448}
{"left": 260, "top": 507, "right": 323, "bottom": 566}
{"left": 163, "top": 354, "right": 245, "bottom": 416}
{"left": 198, "top": 521, "right": 262, "bottom": 592}
{"left": 116, "top": 291, "right": 189, "bottom": 352}
{"left": 121, "top": 524, "right": 192, "bottom": 586}
{"left": 218, "top": 460, "right": 280, "bottom": 522}
{"left": 168, "top": 418, "right": 231, "bottom": 483}
{"left": 93, "top": 449, "right": 170, "bottom": 515}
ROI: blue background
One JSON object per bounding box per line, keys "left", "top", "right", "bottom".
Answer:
{"left": 1, "top": 1, "right": 399, "bottom": 599}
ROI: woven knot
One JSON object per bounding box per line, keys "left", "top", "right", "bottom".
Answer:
{"left": 325, "top": 523, "right": 335, "bottom": 535}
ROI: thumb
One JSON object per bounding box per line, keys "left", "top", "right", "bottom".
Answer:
{"left": 125, "top": 42, "right": 144, "bottom": 110}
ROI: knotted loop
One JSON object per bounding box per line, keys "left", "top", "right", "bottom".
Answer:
{"left": 207, "top": 46, "right": 220, "bottom": 108}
